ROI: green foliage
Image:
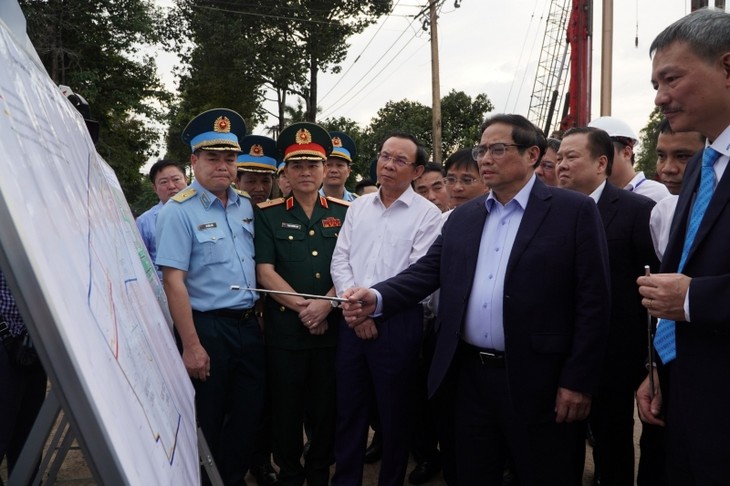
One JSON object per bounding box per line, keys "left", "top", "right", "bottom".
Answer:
{"left": 20, "top": 0, "right": 169, "bottom": 204}
{"left": 635, "top": 107, "right": 664, "bottom": 180}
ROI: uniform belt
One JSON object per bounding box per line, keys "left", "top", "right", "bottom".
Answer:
{"left": 459, "top": 341, "right": 506, "bottom": 368}
{"left": 195, "top": 308, "right": 255, "bottom": 321}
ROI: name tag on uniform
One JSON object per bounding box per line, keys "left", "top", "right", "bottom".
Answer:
{"left": 243, "top": 218, "right": 253, "bottom": 223}
{"left": 198, "top": 222, "right": 217, "bottom": 230}
{"left": 281, "top": 222, "right": 301, "bottom": 230}
{"left": 322, "top": 217, "right": 342, "bottom": 228}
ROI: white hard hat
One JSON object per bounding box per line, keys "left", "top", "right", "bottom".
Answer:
{"left": 588, "top": 116, "right": 638, "bottom": 143}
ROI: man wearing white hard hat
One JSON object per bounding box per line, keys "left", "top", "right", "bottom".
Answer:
{"left": 589, "top": 116, "right": 670, "bottom": 202}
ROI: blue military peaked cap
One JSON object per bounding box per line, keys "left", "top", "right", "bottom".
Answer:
{"left": 329, "top": 131, "right": 357, "bottom": 164}
{"left": 237, "top": 135, "right": 278, "bottom": 173}
{"left": 181, "top": 108, "right": 247, "bottom": 153}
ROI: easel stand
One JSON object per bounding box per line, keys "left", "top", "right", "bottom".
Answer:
{"left": 9, "top": 388, "right": 223, "bottom": 486}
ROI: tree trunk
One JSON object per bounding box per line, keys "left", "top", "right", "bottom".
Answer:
{"left": 306, "top": 52, "right": 318, "bottom": 122}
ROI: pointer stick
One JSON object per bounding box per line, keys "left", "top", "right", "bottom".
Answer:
{"left": 645, "top": 265, "right": 656, "bottom": 399}
{"left": 230, "top": 286, "right": 364, "bottom": 304}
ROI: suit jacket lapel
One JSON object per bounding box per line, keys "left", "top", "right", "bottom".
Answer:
{"left": 506, "top": 180, "right": 551, "bottom": 276}
{"left": 662, "top": 153, "right": 700, "bottom": 271}
{"left": 687, "top": 154, "right": 730, "bottom": 263}
{"left": 458, "top": 197, "right": 488, "bottom": 295}
{"left": 596, "top": 182, "right": 618, "bottom": 230}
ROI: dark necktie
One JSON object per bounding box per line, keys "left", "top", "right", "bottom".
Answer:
{"left": 654, "top": 146, "right": 722, "bottom": 364}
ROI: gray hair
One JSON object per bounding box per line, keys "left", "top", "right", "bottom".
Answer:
{"left": 650, "top": 8, "right": 730, "bottom": 63}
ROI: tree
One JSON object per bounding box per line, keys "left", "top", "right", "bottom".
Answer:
{"left": 365, "top": 91, "right": 493, "bottom": 169}
{"left": 635, "top": 107, "right": 663, "bottom": 180}
{"left": 20, "top": 0, "right": 170, "bottom": 204}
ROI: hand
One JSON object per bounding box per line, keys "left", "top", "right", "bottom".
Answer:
{"left": 637, "top": 273, "right": 691, "bottom": 321}
{"left": 182, "top": 341, "right": 210, "bottom": 381}
{"left": 309, "top": 320, "right": 328, "bottom": 336}
{"left": 341, "top": 287, "right": 377, "bottom": 323}
{"left": 636, "top": 369, "right": 665, "bottom": 426}
{"left": 554, "top": 387, "right": 591, "bottom": 423}
{"left": 353, "top": 318, "right": 378, "bottom": 340}
{"left": 297, "top": 298, "right": 332, "bottom": 332}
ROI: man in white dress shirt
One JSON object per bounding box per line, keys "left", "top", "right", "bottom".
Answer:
{"left": 330, "top": 132, "right": 442, "bottom": 486}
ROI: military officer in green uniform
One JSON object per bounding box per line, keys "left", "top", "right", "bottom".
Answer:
{"left": 254, "top": 122, "right": 349, "bottom": 486}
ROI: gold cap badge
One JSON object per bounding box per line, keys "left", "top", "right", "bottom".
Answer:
{"left": 332, "top": 136, "right": 343, "bottom": 148}
{"left": 296, "top": 128, "right": 312, "bottom": 145}
{"left": 214, "top": 116, "right": 231, "bottom": 133}
{"left": 250, "top": 144, "right": 263, "bottom": 156}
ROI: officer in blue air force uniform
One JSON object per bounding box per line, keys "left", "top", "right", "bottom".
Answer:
{"left": 155, "top": 108, "right": 263, "bottom": 486}
{"left": 255, "top": 122, "right": 349, "bottom": 485}
{"left": 319, "top": 131, "right": 358, "bottom": 202}
{"left": 236, "top": 135, "right": 279, "bottom": 205}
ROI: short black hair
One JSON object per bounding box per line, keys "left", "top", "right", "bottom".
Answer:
{"left": 421, "top": 161, "right": 444, "bottom": 176}
{"left": 656, "top": 118, "right": 706, "bottom": 145}
{"left": 444, "top": 148, "right": 477, "bottom": 174}
{"left": 479, "top": 114, "right": 547, "bottom": 162}
{"left": 563, "top": 126, "right": 615, "bottom": 176}
{"left": 355, "top": 178, "right": 377, "bottom": 195}
{"left": 377, "top": 132, "right": 428, "bottom": 167}
{"left": 149, "top": 159, "right": 185, "bottom": 184}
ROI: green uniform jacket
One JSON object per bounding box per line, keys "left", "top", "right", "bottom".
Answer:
{"left": 254, "top": 195, "right": 349, "bottom": 350}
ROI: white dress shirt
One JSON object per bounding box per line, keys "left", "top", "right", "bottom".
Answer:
{"left": 331, "top": 185, "right": 442, "bottom": 294}
{"left": 625, "top": 171, "right": 671, "bottom": 202}
{"left": 462, "top": 175, "right": 537, "bottom": 351}
{"left": 650, "top": 195, "right": 678, "bottom": 262}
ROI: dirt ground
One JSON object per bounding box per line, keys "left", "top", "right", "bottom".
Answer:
{"left": 1, "top": 413, "right": 642, "bottom": 485}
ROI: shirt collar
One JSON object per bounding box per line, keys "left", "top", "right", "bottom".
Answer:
{"left": 711, "top": 124, "right": 730, "bottom": 156}
{"left": 485, "top": 174, "right": 536, "bottom": 213}
{"left": 191, "top": 180, "right": 239, "bottom": 210}
{"left": 589, "top": 179, "right": 607, "bottom": 203}
{"left": 375, "top": 184, "right": 418, "bottom": 208}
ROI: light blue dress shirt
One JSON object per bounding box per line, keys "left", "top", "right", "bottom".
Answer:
{"left": 462, "top": 175, "right": 537, "bottom": 351}
{"left": 319, "top": 187, "right": 357, "bottom": 202}
{"left": 136, "top": 201, "right": 163, "bottom": 274}
{"left": 155, "top": 180, "right": 257, "bottom": 311}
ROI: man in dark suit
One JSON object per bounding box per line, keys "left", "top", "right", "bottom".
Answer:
{"left": 342, "top": 114, "right": 611, "bottom": 485}
{"left": 557, "top": 127, "right": 659, "bottom": 485}
{"left": 637, "top": 9, "right": 730, "bottom": 484}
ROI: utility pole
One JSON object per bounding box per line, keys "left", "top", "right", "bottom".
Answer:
{"left": 429, "top": 0, "right": 442, "bottom": 163}
{"left": 600, "top": 0, "right": 612, "bottom": 115}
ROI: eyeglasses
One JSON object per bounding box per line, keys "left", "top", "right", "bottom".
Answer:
{"left": 538, "top": 161, "right": 555, "bottom": 171}
{"left": 444, "top": 175, "right": 480, "bottom": 186}
{"left": 472, "top": 143, "right": 524, "bottom": 160}
{"left": 378, "top": 151, "right": 414, "bottom": 168}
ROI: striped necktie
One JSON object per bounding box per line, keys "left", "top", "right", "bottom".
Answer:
{"left": 654, "top": 146, "right": 722, "bottom": 364}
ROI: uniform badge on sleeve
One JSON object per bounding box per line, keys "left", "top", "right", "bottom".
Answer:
{"left": 322, "top": 217, "right": 342, "bottom": 228}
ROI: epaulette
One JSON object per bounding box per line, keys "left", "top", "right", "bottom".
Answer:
{"left": 257, "top": 197, "right": 286, "bottom": 209}
{"left": 326, "top": 196, "right": 351, "bottom": 207}
{"left": 235, "top": 189, "right": 251, "bottom": 199}
{"left": 171, "top": 187, "right": 196, "bottom": 203}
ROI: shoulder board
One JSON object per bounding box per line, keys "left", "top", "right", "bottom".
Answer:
{"left": 256, "top": 197, "right": 286, "bottom": 209}
{"left": 171, "top": 187, "right": 196, "bottom": 203}
{"left": 235, "top": 189, "right": 251, "bottom": 199}
{"left": 326, "top": 196, "right": 351, "bottom": 207}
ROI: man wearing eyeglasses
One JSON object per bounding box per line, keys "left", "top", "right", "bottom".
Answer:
{"left": 444, "top": 148, "right": 487, "bottom": 207}
{"left": 340, "top": 114, "right": 611, "bottom": 485}
{"left": 535, "top": 138, "right": 560, "bottom": 187}
{"left": 330, "top": 132, "right": 442, "bottom": 486}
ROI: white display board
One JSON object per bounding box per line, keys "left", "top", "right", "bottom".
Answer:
{"left": 0, "top": 14, "right": 198, "bottom": 486}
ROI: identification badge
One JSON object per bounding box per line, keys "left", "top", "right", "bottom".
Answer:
{"left": 243, "top": 218, "right": 253, "bottom": 223}
{"left": 281, "top": 222, "right": 301, "bottom": 230}
{"left": 198, "top": 222, "right": 217, "bottom": 230}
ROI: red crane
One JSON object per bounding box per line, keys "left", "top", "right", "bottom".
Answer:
{"left": 560, "top": 0, "right": 592, "bottom": 131}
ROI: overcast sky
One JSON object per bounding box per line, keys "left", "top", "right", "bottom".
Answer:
{"left": 155, "top": 0, "right": 723, "bottom": 158}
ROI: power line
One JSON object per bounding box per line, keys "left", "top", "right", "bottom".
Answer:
{"left": 319, "top": 0, "right": 404, "bottom": 103}
{"left": 318, "top": 11, "right": 423, "bottom": 118}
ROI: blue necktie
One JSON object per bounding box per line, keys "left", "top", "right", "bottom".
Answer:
{"left": 654, "top": 146, "right": 722, "bottom": 364}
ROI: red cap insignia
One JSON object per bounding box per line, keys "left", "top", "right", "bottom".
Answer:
{"left": 214, "top": 116, "right": 231, "bottom": 133}
{"left": 250, "top": 144, "right": 263, "bottom": 156}
{"left": 296, "top": 128, "right": 312, "bottom": 145}
{"left": 332, "top": 136, "right": 343, "bottom": 148}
